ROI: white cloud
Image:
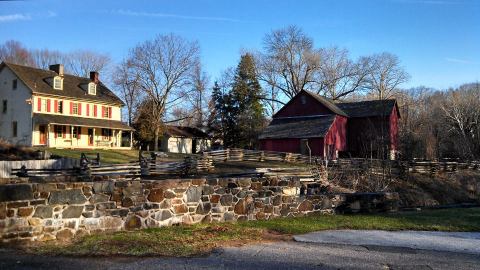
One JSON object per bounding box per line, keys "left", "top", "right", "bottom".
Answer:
{"left": 0, "top": 13, "right": 31, "bottom": 23}
{"left": 0, "top": 11, "right": 56, "bottom": 23}
{"left": 111, "top": 9, "right": 242, "bottom": 23}
{"left": 445, "top": 57, "right": 476, "bottom": 64}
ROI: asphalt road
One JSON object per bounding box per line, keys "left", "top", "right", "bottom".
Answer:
{"left": 1, "top": 231, "right": 479, "bottom": 270}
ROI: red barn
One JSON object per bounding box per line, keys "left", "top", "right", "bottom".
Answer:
{"left": 259, "top": 90, "right": 400, "bottom": 159}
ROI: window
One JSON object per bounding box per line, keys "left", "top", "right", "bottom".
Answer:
{"left": 41, "top": 99, "right": 47, "bottom": 112}
{"left": 102, "top": 106, "right": 111, "bottom": 118}
{"left": 12, "top": 79, "right": 17, "bottom": 90}
{"left": 57, "top": 101, "right": 63, "bottom": 114}
{"left": 54, "top": 125, "right": 64, "bottom": 138}
{"left": 2, "top": 100, "right": 7, "bottom": 114}
{"left": 72, "top": 103, "right": 78, "bottom": 115}
{"left": 72, "top": 126, "right": 81, "bottom": 139}
{"left": 12, "top": 121, "right": 17, "bottom": 137}
{"left": 88, "top": 83, "right": 96, "bottom": 95}
{"left": 102, "top": 128, "right": 112, "bottom": 140}
{"left": 53, "top": 76, "right": 63, "bottom": 90}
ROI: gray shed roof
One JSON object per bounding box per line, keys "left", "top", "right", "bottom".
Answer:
{"left": 259, "top": 115, "right": 336, "bottom": 139}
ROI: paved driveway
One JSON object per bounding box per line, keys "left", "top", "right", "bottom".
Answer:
{"left": 1, "top": 230, "right": 479, "bottom": 270}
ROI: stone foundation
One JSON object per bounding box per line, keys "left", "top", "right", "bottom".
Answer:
{"left": 0, "top": 177, "right": 398, "bottom": 243}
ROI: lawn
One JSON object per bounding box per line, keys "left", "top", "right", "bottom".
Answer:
{"left": 44, "top": 148, "right": 140, "bottom": 164}
{"left": 34, "top": 207, "right": 480, "bottom": 257}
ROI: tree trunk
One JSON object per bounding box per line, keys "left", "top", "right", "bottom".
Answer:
{"left": 154, "top": 127, "right": 159, "bottom": 151}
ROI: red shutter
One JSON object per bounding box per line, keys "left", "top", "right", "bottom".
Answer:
{"left": 102, "top": 106, "right": 105, "bottom": 118}
{"left": 108, "top": 107, "right": 112, "bottom": 119}
{"left": 78, "top": 103, "right": 82, "bottom": 115}
{"left": 54, "top": 100, "right": 58, "bottom": 113}
{"left": 86, "top": 104, "right": 90, "bottom": 116}
{"left": 70, "top": 102, "right": 73, "bottom": 114}
{"left": 37, "top": 98, "right": 41, "bottom": 112}
{"left": 77, "top": 127, "right": 81, "bottom": 139}
{"left": 94, "top": 105, "right": 97, "bottom": 117}
{"left": 46, "top": 99, "right": 51, "bottom": 112}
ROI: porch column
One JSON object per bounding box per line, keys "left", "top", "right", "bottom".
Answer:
{"left": 71, "top": 126, "right": 74, "bottom": 147}
{"left": 47, "top": 124, "right": 51, "bottom": 147}
{"left": 130, "top": 131, "right": 133, "bottom": 149}
{"left": 118, "top": 130, "right": 122, "bottom": 147}
{"left": 93, "top": 128, "right": 96, "bottom": 147}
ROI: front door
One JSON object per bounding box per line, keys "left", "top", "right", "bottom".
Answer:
{"left": 88, "top": 128, "right": 94, "bottom": 146}
{"left": 39, "top": 125, "right": 47, "bottom": 145}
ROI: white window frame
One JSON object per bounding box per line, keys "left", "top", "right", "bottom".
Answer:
{"left": 41, "top": 99, "right": 47, "bottom": 112}
{"left": 88, "top": 83, "right": 97, "bottom": 95}
{"left": 72, "top": 103, "right": 78, "bottom": 115}
{"left": 53, "top": 76, "right": 63, "bottom": 90}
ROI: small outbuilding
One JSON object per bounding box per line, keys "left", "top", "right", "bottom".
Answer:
{"left": 160, "top": 125, "right": 210, "bottom": 154}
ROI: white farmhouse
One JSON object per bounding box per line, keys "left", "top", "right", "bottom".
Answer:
{"left": 0, "top": 62, "right": 133, "bottom": 148}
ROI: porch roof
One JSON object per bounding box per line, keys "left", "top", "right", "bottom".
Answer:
{"left": 33, "top": 113, "right": 134, "bottom": 130}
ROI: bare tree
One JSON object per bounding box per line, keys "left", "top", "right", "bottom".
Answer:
{"left": 30, "top": 49, "right": 65, "bottom": 69}
{"left": 65, "top": 50, "right": 111, "bottom": 77}
{"left": 112, "top": 59, "right": 142, "bottom": 126}
{"left": 189, "top": 62, "right": 210, "bottom": 127}
{"left": 365, "top": 53, "right": 410, "bottom": 100}
{"left": 259, "top": 25, "right": 321, "bottom": 102}
{"left": 317, "top": 47, "right": 373, "bottom": 100}
{"left": 128, "top": 34, "right": 200, "bottom": 151}
{"left": 0, "top": 40, "right": 35, "bottom": 66}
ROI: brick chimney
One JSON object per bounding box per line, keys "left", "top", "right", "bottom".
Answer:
{"left": 49, "top": 64, "right": 64, "bottom": 76}
{"left": 90, "top": 71, "right": 99, "bottom": 83}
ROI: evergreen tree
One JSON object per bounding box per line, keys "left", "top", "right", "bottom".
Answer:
{"left": 227, "top": 53, "right": 265, "bottom": 149}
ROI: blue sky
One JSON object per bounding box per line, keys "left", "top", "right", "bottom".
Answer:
{"left": 0, "top": 0, "right": 479, "bottom": 89}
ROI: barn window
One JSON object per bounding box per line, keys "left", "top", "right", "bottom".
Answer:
{"left": 301, "top": 95, "right": 307, "bottom": 104}
{"left": 12, "top": 121, "right": 17, "bottom": 137}
{"left": 12, "top": 79, "right": 17, "bottom": 90}
{"left": 2, "top": 100, "right": 7, "bottom": 114}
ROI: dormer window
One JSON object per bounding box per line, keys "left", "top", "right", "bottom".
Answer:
{"left": 53, "top": 76, "right": 63, "bottom": 90}
{"left": 88, "top": 82, "right": 97, "bottom": 95}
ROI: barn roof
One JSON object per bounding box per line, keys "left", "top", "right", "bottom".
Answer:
{"left": 1, "top": 62, "right": 124, "bottom": 105}
{"left": 165, "top": 126, "right": 209, "bottom": 138}
{"left": 259, "top": 115, "right": 336, "bottom": 139}
{"left": 337, "top": 99, "right": 398, "bottom": 118}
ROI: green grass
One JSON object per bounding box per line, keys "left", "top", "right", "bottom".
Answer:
{"left": 34, "top": 208, "right": 480, "bottom": 257}
{"left": 43, "top": 148, "right": 140, "bottom": 164}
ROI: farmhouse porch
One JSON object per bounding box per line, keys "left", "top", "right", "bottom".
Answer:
{"left": 32, "top": 114, "right": 133, "bottom": 149}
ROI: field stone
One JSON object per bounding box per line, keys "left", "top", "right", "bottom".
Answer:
{"left": 89, "top": 194, "right": 110, "bottom": 204}
{"left": 220, "top": 194, "right": 233, "bottom": 206}
{"left": 186, "top": 186, "right": 202, "bottom": 202}
{"left": 17, "top": 207, "right": 33, "bottom": 217}
{"left": 49, "top": 189, "right": 86, "bottom": 205}
{"left": 0, "top": 184, "right": 33, "bottom": 202}
{"left": 196, "top": 202, "right": 211, "bottom": 214}
{"left": 298, "top": 200, "right": 314, "bottom": 212}
{"left": 164, "top": 190, "right": 176, "bottom": 199}
{"left": 92, "top": 181, "right": 115, "bottom": 194}
{"left": 155, "top": 210, "right": 172, "bottom": 221}
{"left": 62, "top": 206, "right": 84, "bottom": 218}
{"left": 123, "top": 181, "right": 143, "bottom": 197}
{"left": 147, "top": 188, "right": 164, "bottom": 202}
{"left": 33, "top": 206, "right": 53, "bottom": 218}
{"left": 125, "top": 215, "right": 142, "bottom": 230}
{"left": 56, "top": 229, "right": 74, "bottom": 241}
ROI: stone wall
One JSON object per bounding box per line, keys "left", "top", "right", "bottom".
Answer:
{"left": 0, "top": 177, "right": 399, "bottom": 243}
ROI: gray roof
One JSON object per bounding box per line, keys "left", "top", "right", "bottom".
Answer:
{"left": 337, "top": 99, "right": 397, "bottom": 118}
{"left": 2, "top": 62, "right": 124, "bottom": 105}
{"left": 259, "top": 115, "right": 336, "bottom": 139}
{"left": 165, "top": 125, "right": 209, "bottom": 138}
{"left": 33, "top": 113, "right": 133, "bottom": 130}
